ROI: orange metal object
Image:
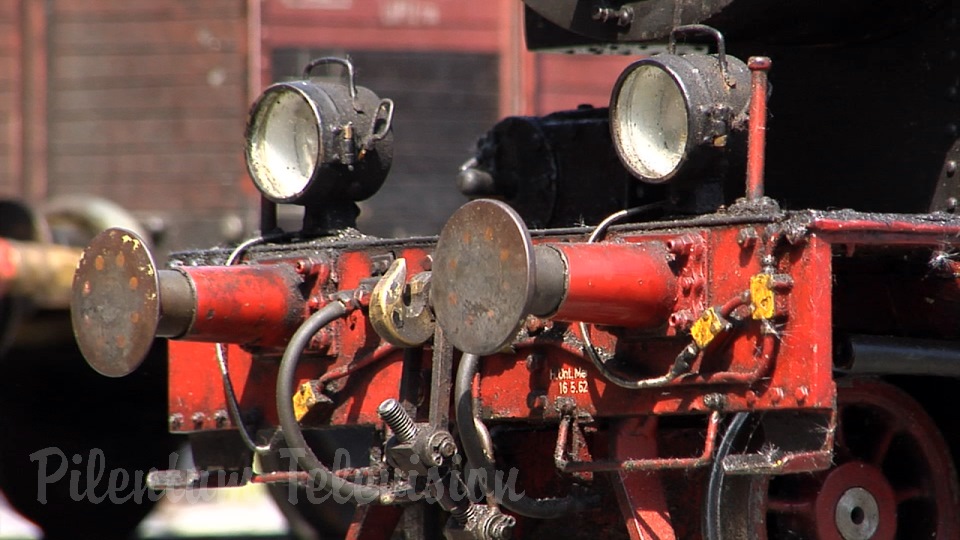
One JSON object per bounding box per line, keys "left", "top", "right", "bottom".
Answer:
{"left": 551, "top": 242, "right": 677, "bottom": 328}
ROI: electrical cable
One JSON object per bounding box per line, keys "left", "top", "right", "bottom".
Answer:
{"left": 216, "top": 234, "right": 283, "bottom": 454}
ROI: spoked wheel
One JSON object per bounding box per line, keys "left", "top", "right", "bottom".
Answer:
{"left": 714, "top": 378, "right": 960, "bottom": 539}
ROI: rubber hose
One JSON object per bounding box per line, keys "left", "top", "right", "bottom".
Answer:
{"left": 455, "top": 352, "right": 595, "bottom": 518}
{"left": 277, "top": 301, "right": 386, "bottom": 504}
{"left": 703, "top": 412, "right": 750, "bottom": 540}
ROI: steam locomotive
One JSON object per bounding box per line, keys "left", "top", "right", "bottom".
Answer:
{"left": 61, "top": 0, "right": 960, "bottom": 538}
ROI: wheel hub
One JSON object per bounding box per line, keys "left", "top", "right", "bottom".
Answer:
{"left": 815, "top": 461, "right": 896, "bottom": 539}
{"left": 835, "top": 487, "right": 880, "bottom": 539}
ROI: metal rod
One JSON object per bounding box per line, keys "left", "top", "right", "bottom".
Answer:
{"left": 837, "top": 334, "right": 960, "bottom": 378}
{"left": 554, "top": 411, "right": 721, "bottom": 473}
{"left": 745, "top": 57, "right": 772, "bottom": 202}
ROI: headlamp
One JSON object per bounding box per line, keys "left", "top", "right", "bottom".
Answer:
{"left": 610, "top": 26, "right": 751, "bottom": 183}
{"left": 245, "top": 57, "right": 394, "bottom": 206}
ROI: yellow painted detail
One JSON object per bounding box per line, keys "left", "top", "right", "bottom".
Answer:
{"left": 750, "top": 273, "right": 775, "bottom": 320}
{"left": 691, "top": 307, "right": 725, "bottom": 349}
{"left": 293, "top": 381, "right": 318, "bottom": 422}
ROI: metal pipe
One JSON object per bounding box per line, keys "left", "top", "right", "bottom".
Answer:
{"left": 744, "top": 56, "right": 771, "bottom": 202}
{"left": 837, "top": 334, "right": 960, "bottom": 378}
{"left": 553, "top": 411, "right": 721, "bottom": 473}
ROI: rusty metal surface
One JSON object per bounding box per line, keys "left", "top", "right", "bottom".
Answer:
{"left": 71, "top": 228, "right": 160, "bottom": 377}
{"left": 433, "top": 199, "right": 535, "bottom": 355}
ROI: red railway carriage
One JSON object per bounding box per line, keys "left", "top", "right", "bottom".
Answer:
{"left": 57, "top": 0, "right": 960, "bottom": 538}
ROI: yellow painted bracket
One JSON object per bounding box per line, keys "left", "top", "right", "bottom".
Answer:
{"left": 691, "top": 307, "right": 727, "bottom": 349}
{"left": 750, "top": 273, "right": 775, "bottom": 320}
{"left": 293, "top": 381, "right": 320, "bottom": 422}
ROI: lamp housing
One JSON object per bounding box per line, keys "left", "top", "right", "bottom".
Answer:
{"left": 245, "top": 58, "right": 394, "bottom": 207}
{"left": 610, "top": 52, "right": 751, "bottom": 183}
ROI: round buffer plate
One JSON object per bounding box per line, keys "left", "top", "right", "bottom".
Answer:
{"left": 71, "top": 228, "right": 159, "bottom": 377}
{"left": 432, "top": 199, "right": 534, "bottom": 355}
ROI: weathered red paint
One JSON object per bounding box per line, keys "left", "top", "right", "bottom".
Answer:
{"left": 745, "top": 56, "right": 771, "bottom": 202}
{"left": 178, "top": 263, "right": 306, "bottom": 347}
{"left": 152, "top": 209, "right": 960, "bottom": 539}
{"left": 167, "top": 247, "right": 433, "bottom": 433}
{"left": 551, "top": 242, "right": 678, "bottom": 328}
{"left": 478, "top": 229, "right": 835, "bottom": 422}
{"left": 808, "top": 216, "right": 960, "bottom": 245}
{"left": 609, "top": 417, "right": 677, "bottom": 540}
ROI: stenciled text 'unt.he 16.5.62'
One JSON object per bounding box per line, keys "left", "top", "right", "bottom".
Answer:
{"left": 70, "top": 1, "right": 960, "bottom": 538}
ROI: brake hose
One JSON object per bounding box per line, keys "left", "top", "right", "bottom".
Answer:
{"left": 455, "top": 352, "right": 596, "bottom": 518}
{"left": 703, "top": 412, "right": 750, "bottom": 540}
{"left": 276, "top": 300, "right": 387, "bottom": 504}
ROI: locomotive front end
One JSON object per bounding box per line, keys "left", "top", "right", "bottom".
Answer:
{"left": 65, "top": 3, "right": 960, "bottom": 538}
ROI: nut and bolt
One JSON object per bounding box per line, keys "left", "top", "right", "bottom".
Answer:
{"left": 213, "top": 409, "right": 229, "bottom": 428}
{"left": 703, "top": 393, "right": 727, "bottom": 411}
{"left": 794, "top": 386, "right": 809, "bottom": 404}
{"left": 438, "top": 438, "right": 458, "bottom": 459}
{"left": 666, "top": 236, "right": 695, "bottom": 257}
{"left": 737, "top": 228, "right": 759, "bottom": 248}
{"left": 769, "top": 387, "right": 785, "bottom": 404}
{"left": 168, "top": 413, "right": 184, "bottom": 430}
{"left": 947, "top": 160, "right": 958, "bottom": 177}
{"left": 378, "top": 398, "right": 418, "bottom": 443}
{"left": 485, "top": 513, "right": 517, "bottom": 540}
{"left": 191, "top": 412, "right": 206, "bottom": 427}
{"left": 593, "top": 6, "right": 633, "bottom": 26}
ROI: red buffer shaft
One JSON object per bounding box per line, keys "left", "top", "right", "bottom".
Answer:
{"left": 541, "top": 242, "right": 676, "bottom": 328}
{"left": 158, "top": 264, "right": 306, "bottom": 346}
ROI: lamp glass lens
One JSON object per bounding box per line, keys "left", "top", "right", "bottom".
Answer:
{"left": 616, "top": 64, "right": 688, "bottom": 180}
{"left": 249, "top": 90, "right": 320, "bottom": 200}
